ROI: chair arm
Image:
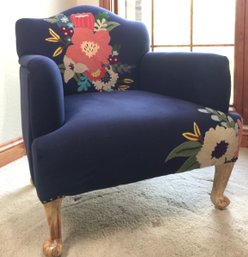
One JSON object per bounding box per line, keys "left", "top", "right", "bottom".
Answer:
{"left": 19, "top": 55, "right": 65, "bottom": 139}
{"left": 139, "top": 52, "right": 231, "bottom": 112}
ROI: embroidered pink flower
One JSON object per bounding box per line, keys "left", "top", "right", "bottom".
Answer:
{"left": 70, "top": 13, "right": 95, "bottom": 30}
{"left": 66, "top": 28, "right": 112, "bottom": 73}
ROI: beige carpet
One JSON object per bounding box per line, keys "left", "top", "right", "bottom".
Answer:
{"left": 0, "top": 148, "right": 247, "bottom": 257}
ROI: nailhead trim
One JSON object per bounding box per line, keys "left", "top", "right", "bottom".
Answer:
{"left": 42, "top": 195, "right": 65, "bottom": 204}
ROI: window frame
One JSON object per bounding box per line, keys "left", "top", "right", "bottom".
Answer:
{"left": 234, "top": 0, "right": 248, "bottom": 125}
{"left": 100, "top": 0, "right": 248, "bottom": 130}
{"left": 99, "top": 0, "right": 118, "bottom": 13}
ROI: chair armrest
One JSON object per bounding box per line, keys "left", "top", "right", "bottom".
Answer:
{"left": 19, "top": 55, "right": 65, "bottom": 139}
{"left": 139, "top": 52, "right": 231, "bottom": 112}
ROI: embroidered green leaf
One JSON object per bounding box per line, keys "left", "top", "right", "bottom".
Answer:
{"left": 112, "top": 44, "right": 121, "bottom": 52}
{"left": 106, "top": 21, "right": 120, "bottom": 31}
{"left": 112, "top": 63, "right": 135, "bottom": 74}
{"left": 221, "top": 122, "right": 228, "bottom": 128}
{"left": 217, "top": 110, "right": 225, "bottom": 116}
{"left": 58, "top": 64, "right": 65, "bottom": 68}
{"left": 225, "top": 115, "right": 235, "bottom": 128}
{"left": 95, "top": 12, "right": 109, "bottom": 21}
{"left": 176, "top": 155, "right": 200, "bottom": 173}
{"left": 165, "top": 141, "right": 202, "bottom": 162}
{"left": 198, "top": 108, "right": 209, "bottom": 113}
{"left": 199, "top": 107, "right": 236, "bottom": 129}
{"left": 44, "top": 16, "right": 59, "bottom": 23}
{"left": 211, "top": 114, "right": 221, "bottom": 122}
{"left": 53, "top": 46, "right": 63, "bottom": 57}
{"left": 58, "top": 63, "right": 65, "bottom": 73}
{"left": 205, "top": 107, "right": 215, "bottom": 113}
{"left": 73, "top": 73, "right": 80, "bottom": 83}
{"left": 226, "top": 121, "right": 236, "bottom": 128}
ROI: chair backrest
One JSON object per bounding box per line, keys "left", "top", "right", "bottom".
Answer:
{"left": 16, "top": 5, "right": 149, "bottom": 95}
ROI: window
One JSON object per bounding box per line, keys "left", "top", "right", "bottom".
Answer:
{"left": 100, "top": 0, "right": 248, "bottom": 128}
{"left": 117, "top": 0, "right": 236, "bottom": 102}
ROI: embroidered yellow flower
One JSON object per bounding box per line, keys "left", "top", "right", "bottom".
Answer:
{"left": 45, "top": 28, "right": 61, "bottom": 42}
{"left": 45, "top": 28, "right": 65, "bottom": 57}
{"left": 182, "top": 122, "right": 202, "bottom": 142}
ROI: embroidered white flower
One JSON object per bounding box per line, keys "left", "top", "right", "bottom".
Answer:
{"left": 92, "top": 66, "right": 119, "bottom": 91}
{"left": 94, "top": 18, "right": 107, "bottom": 31}
{"left": 63, "top": 56, "right": 88, "bottom": 83}
{"left": 60, "top": 16, "right": 69, "bottom": 23}
{"left": 196, "top": 126, "right": 237, "bottom": 167}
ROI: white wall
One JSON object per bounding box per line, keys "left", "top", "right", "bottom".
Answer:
{"left": 0, "top": 0, "right": 99, "bottom": 144}
{"left": 77, "top": 0, "right": 99, "bottom": 5}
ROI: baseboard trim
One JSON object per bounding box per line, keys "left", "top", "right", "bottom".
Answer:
{"left": 0, "top": 137, "right": 26, "bottom": 168}
{"left": 241, "top": 128, "right": 248, "bottom": 147}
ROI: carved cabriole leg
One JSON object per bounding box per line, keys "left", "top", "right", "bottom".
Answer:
{"left": 211, "top": 162, "right": 234, "bottom": 210}
{"left": 43, "top": 198, "right": 63, "bottom": 257}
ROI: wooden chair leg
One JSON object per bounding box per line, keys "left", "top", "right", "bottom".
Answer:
{"left": 43, "top": 198, "right": 63, "bottom": 257}
{"left": 211, "top": 162, "right": 234, "bottom": 210}
{"left": 30, "top": 178, "right": 34, "bottom": 186}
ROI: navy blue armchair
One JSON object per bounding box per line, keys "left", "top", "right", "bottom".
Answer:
{"left": 16, "top": 5, "right": 243, "bottom": 257}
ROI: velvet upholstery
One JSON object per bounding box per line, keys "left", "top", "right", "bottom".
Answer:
{"left": 16, "top": 5, "right": 242, "bottom": 203}
{"left": 140, "top": 52, "right": 231, "bottom": 112}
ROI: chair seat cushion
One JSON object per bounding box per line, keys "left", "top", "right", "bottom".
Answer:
{"left": 32, "top": 90, "right": 241, "bottom": 203}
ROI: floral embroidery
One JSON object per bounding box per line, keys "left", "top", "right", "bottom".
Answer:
{"left": 66, "top": 28, "right": 111, "bottom": 72}
{"left": 165, "top": 107, "right": 242, "bottom": 173}
{"left": 63, "top": 55, "right": 88, "bottom": 83}
{"left": 196, "top": 126, "right": 237, "bottom": 167}
{"left": 44, "top": 12, "right": 135, "bottom": 92}
{"left": 91, "top": 65, "right": 119, "bottom": 91}
{"left": 234, "top": 118, "right": 243, "bottom": 158}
